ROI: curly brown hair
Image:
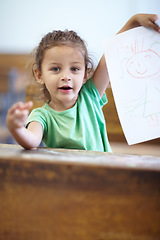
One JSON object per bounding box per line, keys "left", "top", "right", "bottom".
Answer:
{"left": 31, "top": 30, "right": 94, "bottom": 101}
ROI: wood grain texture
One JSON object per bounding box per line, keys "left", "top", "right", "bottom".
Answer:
{"left": 0, "top": 144, "right": 160, "bottom": 240}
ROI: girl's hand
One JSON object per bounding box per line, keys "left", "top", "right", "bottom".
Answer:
{"left": 118, "top": 14, "right": 160, "bottom": 34}
{"left": 133, "top": 14, "right": 160, "bottom": 32}
{"left": 6, "top": 101, "right": 33, "bottom": 131}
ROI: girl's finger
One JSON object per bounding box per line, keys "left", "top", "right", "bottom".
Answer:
{"left": 8, "top": 102, "right": 24, "bottom": 114}
{"left": 148, "top": 20, "right": 160, "bottom": 32}
{"left": 22, "top": 101, "right": 33, "bottom": 110}
{"left": 9, "top": 101, "right": 33, "bottom": 114}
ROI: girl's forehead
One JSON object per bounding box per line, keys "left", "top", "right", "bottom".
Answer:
{"left": 49, "top": 45, "right": 82, "bottom": 54}
{"left": 44, "top": 45, "right": 85, "bottom": 62}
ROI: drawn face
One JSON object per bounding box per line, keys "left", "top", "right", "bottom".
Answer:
{"left": 126, "top": 50, "right": 160, "bottom": 79}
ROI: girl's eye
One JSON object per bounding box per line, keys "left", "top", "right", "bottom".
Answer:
{"left": 51, "top": 67, "right": 60, "bottom": 72}
{"left": 71, "top": 67, "right": 79, "bottom": 72}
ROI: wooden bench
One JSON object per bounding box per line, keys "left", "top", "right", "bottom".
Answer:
{"left": 0, "top": 144, "right": 160, "bottom": 240}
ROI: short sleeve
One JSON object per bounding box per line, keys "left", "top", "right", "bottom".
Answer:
{"left": 26, "top": 108, "right": 47, "bottom": 132}
{"left": 82, "top": 77, "right": 108, "bottom": 107}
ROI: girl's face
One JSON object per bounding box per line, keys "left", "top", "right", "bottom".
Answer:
{"left": 35, "top": 45, "right": 87, "bottom": 111}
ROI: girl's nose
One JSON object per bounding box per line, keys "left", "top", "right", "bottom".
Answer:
{"left": 61, "top": 72, "right": 71, "bottom": 82}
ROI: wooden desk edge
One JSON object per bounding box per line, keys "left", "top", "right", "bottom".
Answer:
{"left": 0, "top": 144, "right": 160, "bottom": 172}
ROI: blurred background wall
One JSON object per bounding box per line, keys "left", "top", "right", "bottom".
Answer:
{"left": 0, "top": 0, "right": 159, "bottom": 60}
{"left": 0, "top": 0, "right": 159, "bottom": 144}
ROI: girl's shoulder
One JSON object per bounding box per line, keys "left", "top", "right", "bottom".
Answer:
{"left": 81, "top": 77, "right": 108, "bottom": 107}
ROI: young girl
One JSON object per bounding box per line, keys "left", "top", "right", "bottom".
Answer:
{"left": 6, "top": 14, "right": 160, "bottom": 151}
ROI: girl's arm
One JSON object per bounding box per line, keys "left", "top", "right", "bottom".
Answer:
{"left": 6, "top": 101, "right": 43, "bottom": 149}
{"left": 93, "top": 13, "right": 160, "bottom": 97}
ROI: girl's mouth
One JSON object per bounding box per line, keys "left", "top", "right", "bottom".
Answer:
{"left": 58, "top": 86, "right": 73, "bottom": 92}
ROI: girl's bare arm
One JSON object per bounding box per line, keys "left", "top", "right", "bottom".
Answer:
{"left": 6, "top": 101, "right": 43, "bottom": 149}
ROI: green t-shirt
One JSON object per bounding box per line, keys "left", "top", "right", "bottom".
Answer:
{"left": 27, "top": 78, "right": 112, "bottom": 152}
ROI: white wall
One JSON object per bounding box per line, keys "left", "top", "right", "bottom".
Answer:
{"left": 0, "top": 0, "right": 159, "bottom": 63}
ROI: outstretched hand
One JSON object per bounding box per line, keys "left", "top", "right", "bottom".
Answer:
{"left": 6, "top": 101, "right": 33, "bottom": 131}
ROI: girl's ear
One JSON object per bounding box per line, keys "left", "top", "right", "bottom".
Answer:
{"left": 34, "top": 68, "right": 44, "bottom": 85}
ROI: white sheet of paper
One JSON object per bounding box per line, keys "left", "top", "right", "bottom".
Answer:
{"left": 104, "top": 26, "right": 160, "bottom": 145}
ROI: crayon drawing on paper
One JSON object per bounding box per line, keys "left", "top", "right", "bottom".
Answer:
{"left": 104, "top": 26, "right": 160, "bottom": 145}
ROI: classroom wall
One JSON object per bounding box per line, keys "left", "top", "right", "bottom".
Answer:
{"left": 0, "top": 0, "right": 159, "bottom": 63}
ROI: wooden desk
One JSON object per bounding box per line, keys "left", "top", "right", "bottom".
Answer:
{"left": 0, "top": 144, "right": 160, "bottom": 240}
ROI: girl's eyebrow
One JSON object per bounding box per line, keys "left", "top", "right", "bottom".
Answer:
{"left": 48, "top": 61, "right": 83, "bottom": 66}
{"left": 48, "top": 62, "right": 61, "bottom": 65}
{"left": 70, "top": 61, "right": 83, "bottom": 65}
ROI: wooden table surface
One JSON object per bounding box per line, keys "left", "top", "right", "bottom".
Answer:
{"left": 0, "top": 144, "right": 160, "bottom": 240}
